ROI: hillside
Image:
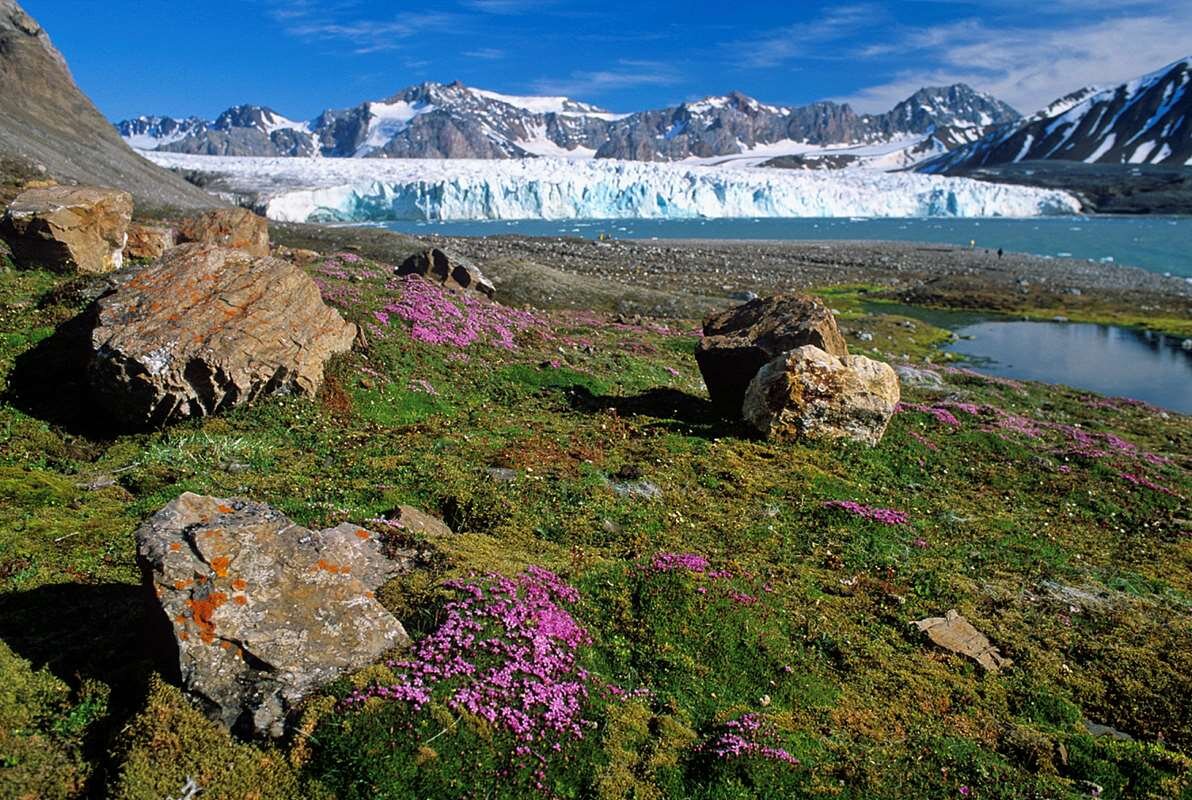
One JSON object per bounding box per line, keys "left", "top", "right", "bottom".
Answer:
{"left": 0, "top": 0, "right": 217, "bottom": 210}
{"left": 1, "top": 220, "right": 1190, "bottom": 798}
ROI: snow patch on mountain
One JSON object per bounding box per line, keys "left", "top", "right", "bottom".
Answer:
{"left": 142, "top": 151, "right": 1082, "bottom": 223}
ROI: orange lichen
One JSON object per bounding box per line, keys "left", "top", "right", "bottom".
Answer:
{"left": 173, "top": 579, "right": 193, "bottom": 590}
{"left": 210, "top": 555, "right": 231, "bottom": 577}
{"left": 231, "top": 578, "right": 247, "bottom": 591}
{"left": 233, "top": 595, "right": 248, "bottom": 606}
{"left": 169, "top": 542, "right": 182, "bottom": 552}
{"left": 314, "top": 559, "right": 342, "bottom": 574}
{"left": 186, "top": 592, "right": 228, "bottom": 644}
{"left": 355, "top": 529, "right": 371, "bottom": 540}
{"left": 178, "top": 632, "right": 190, "bottom": 641}
{"left": 174, "top": 615, "right": 187, "bottom": 625}
{"left": 217, "top": 504, "right": 234, "bottom": 514}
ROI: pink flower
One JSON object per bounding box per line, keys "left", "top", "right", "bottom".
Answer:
{"left": 823, "top": 500, "right": 909, "bottom": 526}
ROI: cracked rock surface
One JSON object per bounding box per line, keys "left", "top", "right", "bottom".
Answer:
{"left": 88, "top": 243, "right": 356, "bottom": 427}
{"left": 136, "top": 492, "right": 413, "bottom": 737}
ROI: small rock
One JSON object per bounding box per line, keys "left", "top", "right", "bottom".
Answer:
{"left": 124, "top": 222, "right": 176, "bottom": 261}
{"left": 176, "top": 208, "right": 269, "bottom": 257}
{"left": 274, "top": 246, "right": 321, "bottom": 265}
{"left": 856, "top": 331, "right": 874, "bottom": 342}
{"left": 136, "top": 492, "right": 412, "bottom": 737}
{"left": 0, "top": 185, "right": 133, "bottom": 273}
{"left": 912, "top": 610, "right": 1009, "bottom": 673}
{"left": 730, "top": 290, "right": 759, "bottom": 302}
{"left": 743, "top": 346, "right": 900, "bottom": 446}
{"left": 397, "top": 247, "right": 495, "bottom": 298}
{"left": 487, "top": 467, "right": 517, "bottom": 483}
{"left": 895, "top": 364, "right": 944, "bottom": 389}
{"left": 376, "top": 505, "right": 454, "bottom": 537}
{"left": 1181, "top": 339, "right": 1192, "bottom": 351}
{"left": 610, "top": 479, "right": 662, "bottom": 500}
{"left": 1082, "top": 719, "right": 1134, "bottom": 741}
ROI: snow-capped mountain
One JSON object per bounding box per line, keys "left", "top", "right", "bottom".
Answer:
{"left": 117, "top": 105, "right": 317, "bottom": 157}
{"left": 921, "top": 56, "right": 1192, "bottom": 173}
{"left": 118, "top": 82, "right": 1016, "bottom": 167}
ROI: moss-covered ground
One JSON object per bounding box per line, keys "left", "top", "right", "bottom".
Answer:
{"left": 0, "top": 250, "right": 1188, "bottom": 799}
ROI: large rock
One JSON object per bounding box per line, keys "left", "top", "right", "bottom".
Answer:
{"left": 88, "top": 244, "right": 356, "bottom": 427}
{"left": 742, "top": 345, "right": 900, "bottom": 446}
{"left": 0, "top": 185, "right": 132, "bottom": 273}
{"left": 124, "top": 222, "right": 176, "bottom": 260}
{"left": 176, "top": 208, "right": 269, "bottom": 257}
{"left": 397, "top": 247, "right": 495, "bottom": 298}
{"left": 136, "top": 492, "right": 413, "bottom": 737}
{"left": 695, "top": 294, "right": 847, "bottom": 414}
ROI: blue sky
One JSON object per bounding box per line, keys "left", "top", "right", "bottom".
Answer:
{"left": 25, "top": 0, "right": 1192, "bottom": 122}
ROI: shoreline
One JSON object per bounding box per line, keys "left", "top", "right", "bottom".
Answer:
{"left": 271, "top": 222, "right": 1192, "bottom": 336}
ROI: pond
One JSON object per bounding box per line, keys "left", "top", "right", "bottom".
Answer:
{"left": 942, "top": 320, "right": 1192, "bottom": 414}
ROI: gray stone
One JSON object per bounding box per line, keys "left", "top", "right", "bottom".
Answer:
{"left": 136, "top": 492, "right": 412, "bottom": 737}
{"left": 396, "top": 247, "right": 495, "bottom": 299}
{"left": 895, "top": 364, "right": 944, "bottom": 389}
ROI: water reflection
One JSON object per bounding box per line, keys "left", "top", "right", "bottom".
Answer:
{"left": 944, "top": 321, "right": 1192, "bottom": 413}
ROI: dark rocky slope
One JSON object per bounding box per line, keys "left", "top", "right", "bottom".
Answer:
{"left": 0, "top": 0, "right": 217, "bottom": 210}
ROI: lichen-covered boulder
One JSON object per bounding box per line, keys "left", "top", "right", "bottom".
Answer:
{"left": 88, "top": 244, "right": 356, "bottom": 427}
{"left": 742, "top": 345, "right": 900, "bottom": 446}
{"left": 176, "top": 208, "right": 269, "bottom": 257}
{"left": 397, "top": 247, "right": 495, "bottom": 298}
{"left": 124, "top": 222, "right": 176, "bottom": 260}
{"left": 695, "top": 294, "right": 847, "bottom": 415}
{"left": 136, "top": 493, "right": 413, "bottom": 737}
{"left": 0, "top": 185, "right": 132, "bottom": 273}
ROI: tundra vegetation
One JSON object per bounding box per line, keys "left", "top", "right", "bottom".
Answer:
{"left": 0, "top": 248, "right": 1188, "bottom": 800}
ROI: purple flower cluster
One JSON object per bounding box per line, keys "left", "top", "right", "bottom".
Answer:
{"left": 823, "top": 500, "right": 910, "bottom": 526}
{"left": 1119, "top": 471, "right": 1181, "bottom": 497}
{"left": 372, "top": 275, "right": 544, "bottom": 349}
{"left": 651, "top": 552, "right": 711, "bottom": 574}
{"left": 697, "top": 713, "right": 800, "bottom": 767}
{"left": 345, "top": 567, "right": 598, "bottom": 777}
{"left": 898, "top": 402, "right": 960, "bottom": 427}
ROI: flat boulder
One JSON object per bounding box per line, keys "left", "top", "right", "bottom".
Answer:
{"left": 136, "top": 492, "right": 413, "bottom": 737}
{"left": 397, "top": 247, "right": 495, "bottom": 298}
{"left": 912, "top": 610, "right": 1010, "bottom": 673}
{"left": 88, "top": 244, "right": 356, "bottom": 427}
{"left": 695, "top": 294, "right": 847, "bottom": 414}
{"left": 124, "top": 222, "right": 176, "bottom": 260}
{"left": 0, "top": 185, "right": 132, "bottom": 273}
{"left": 742, "top": 345, "right": 900, "bottom": 446}
{"left": 176, "top": 208, "right": 269, "bottom": 257}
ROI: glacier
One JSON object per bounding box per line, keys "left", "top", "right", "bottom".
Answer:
{"left": 141, "top": 152, "right": 1083, "bottom": 223}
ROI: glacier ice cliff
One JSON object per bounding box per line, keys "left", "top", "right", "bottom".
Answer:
{"left": 143, "top": 153, "right": 1083, "bottom": 223}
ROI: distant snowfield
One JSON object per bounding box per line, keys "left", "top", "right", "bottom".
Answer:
{"left": 141, "top": 152, "right": 1083, "bottom": 223}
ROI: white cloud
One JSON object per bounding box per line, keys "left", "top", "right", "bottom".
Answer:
{"left": 464, "top": 47, "right": 507, "bottom": 60}
{"left": 531, "top": 60, "right": 682, "bottom": 97}
{"left": 839, "top": 8, "right": 1192, "bottom": 114}
{"left": 733, "top": 4, "right": 884, "bottom": 68}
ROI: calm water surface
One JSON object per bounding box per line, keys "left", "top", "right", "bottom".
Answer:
{"left": 381, "top": 216, "right": 1192, "bottom": 278}
{"left": 943, "top": 321, "right": 1192, "bottom": 413}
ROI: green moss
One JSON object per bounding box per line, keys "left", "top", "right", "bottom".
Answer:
{"left": 109, "top": 677, "right": 318, "bottom": 800}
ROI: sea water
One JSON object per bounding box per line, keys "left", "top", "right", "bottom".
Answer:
{"left": 381, "top": 216, "right": 1192, "bottom": 278}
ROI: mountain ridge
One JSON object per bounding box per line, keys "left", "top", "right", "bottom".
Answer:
{"left": 919, "top": 56, "right": 1192, "bottom": 173}
{"left": 117, "top": 81, "right": 1019, "bottom": 167}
